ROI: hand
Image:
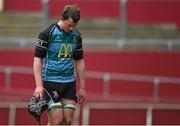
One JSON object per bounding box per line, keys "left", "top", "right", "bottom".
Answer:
{"left": 34, "top": 85, "right": 44, "bottom": 100}
{"left": 78, "top": 88, "right": 86, "bottom": 103}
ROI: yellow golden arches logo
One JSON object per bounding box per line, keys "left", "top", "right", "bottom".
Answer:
{"left": 58, "top": 44, "right": 73, "bottom": 60}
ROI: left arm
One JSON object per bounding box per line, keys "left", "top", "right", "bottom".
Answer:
{"left": 75, "top": 58, "right": 86, "bottom": 103}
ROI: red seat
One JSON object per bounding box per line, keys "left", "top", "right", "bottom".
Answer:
{"left": 159, "top": 83, "right": 180, "bottom": 98}
{"left": 11, "top": 73, "right": 35, "bottom": 89}
{"left": 0, "top": 108, "right": 9, "bottom": 125}
{"left": 153, "top": 109, "right": 180, "bottom": 125}
{"left": 89, "top": 109, "right": 147, "bottom": 125}
{"left": 15, "top": 108, "right": 48, "bottom": 125}
{"left": 109, "top": 80, "right": 154, "bottom": 99}
{"left": 86, "top": 78, "right": 104, "bottom": 95}
{"left": 0, "top": 72, "right": 5, "bottom": 87}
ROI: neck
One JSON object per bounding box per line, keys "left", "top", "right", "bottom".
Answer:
{"left": 57, "top": 20, "right": 63, "bottom": 29}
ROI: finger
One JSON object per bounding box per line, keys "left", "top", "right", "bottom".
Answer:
{"left": 78, "top": 97, "right": 81, "bottom": 103}
{"left": 39, "top": 93, "right": 43, "bottom": 100}
{"left": 78, "top": 97, "right": 85, "bottom": 103}
{"left": 78, "top": 99, "right": 82, "bottom": 103}
{"left": 79, "top": 99, "right": 84, "bottom": 103}
{"left": 34, "top": 93, "right": 40, "bottom": 99}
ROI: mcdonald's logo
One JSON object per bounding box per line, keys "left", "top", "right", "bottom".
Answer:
{"left": 58, "top": 44, "right": 73, "bottom": 60}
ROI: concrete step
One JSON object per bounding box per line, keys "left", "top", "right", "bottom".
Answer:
{"left": 0, "top": 12, "right": 180, "bottom": 38}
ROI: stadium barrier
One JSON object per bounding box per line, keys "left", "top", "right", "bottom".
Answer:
{"left": 1, "top": 65, "right": 180, "bottom": 101}
{"left": 82, "top": 102, "right": 180, "bottom": 125}
{"left": 1, "top": 65, "right": 180, "bottom": 125}
{"left": 0, "top": 101, "right": 80, "bottom": 125}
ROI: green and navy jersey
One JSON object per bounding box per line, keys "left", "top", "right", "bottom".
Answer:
{"left": 34, "top": 24, "right": 83, "bottom": 84}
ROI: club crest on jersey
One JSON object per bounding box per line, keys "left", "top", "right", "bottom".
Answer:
{"left": 72, "top": 36, "right": 77, "bottom": 43}
{"left": 54, "top": 36, "right": 62, "bottom": 42}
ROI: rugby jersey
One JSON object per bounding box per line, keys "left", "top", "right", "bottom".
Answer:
{"left": 34, "top": 24, "right": 83, "bottom": 83}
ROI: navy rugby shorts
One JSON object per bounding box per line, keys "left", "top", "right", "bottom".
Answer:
{"left": 43, "top": 81, "right": 77, "bottom": 103}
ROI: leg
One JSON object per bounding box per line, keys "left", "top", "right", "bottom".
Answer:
{"left": 62, "top": 98, "right": 76, "bottom": 125}
{"left": 47, "top": 103, "right": 64, "bottom": 125}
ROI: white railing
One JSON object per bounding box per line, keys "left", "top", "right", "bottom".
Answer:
{"left": 1, "top": 65, "right": 180, "bottom": 100}
{"left": 0, "top": 101, "right": 80, "bottom": 125}
{"left": 1, "top": 37, "right": 180, "bottom": 50}
{"left": 86, "top": 70, "right": 180, "bottom": 100}
{"left": 1, "top": 65, "right": 180, "bottom": 125}
{"left": 82, "top": 102, "right": 180, "bottom": 125}
{"left": 0, "top": 102, "right": 27, "bottom": 125}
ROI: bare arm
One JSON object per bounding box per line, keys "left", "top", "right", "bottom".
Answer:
{"left": 75, "top": 59, "right": 86, "bottom": 103}
{"left": 33, "top": 57, "right": 44, "bottom": 99}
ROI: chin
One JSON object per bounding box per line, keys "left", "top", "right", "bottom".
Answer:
{"left": 65, "top": 30, "right": 71, "bottom": 33}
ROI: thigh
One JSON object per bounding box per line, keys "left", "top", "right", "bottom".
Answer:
{"left": 47, "top": 108, "right": 64, "bottom": 124}
{"left": 62, "top": 99, "right": 76, "bottom": 119}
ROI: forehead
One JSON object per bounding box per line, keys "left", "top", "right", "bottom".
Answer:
{"left": 65, "top": 18, "right": 76, "bottom": 25}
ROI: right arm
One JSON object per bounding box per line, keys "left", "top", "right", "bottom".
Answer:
{"left": 33, "top": 57, "right": 44, "bottom": 99}
{"left": 33, "top": 24, "right": 54, "bottom": 99}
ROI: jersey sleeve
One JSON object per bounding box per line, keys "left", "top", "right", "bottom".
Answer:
{"left": 73, "top": 36, "right": 84, "bottom": 60}
{"left": 34, "top": 24, "right": 55, "bottom": 58}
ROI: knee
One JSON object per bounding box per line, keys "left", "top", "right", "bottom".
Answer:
{"left": 63, "top": 117, "right": 73, "bottom": 125}
{"left": 49, "top": 118, "right": 64, "bottom": 125}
